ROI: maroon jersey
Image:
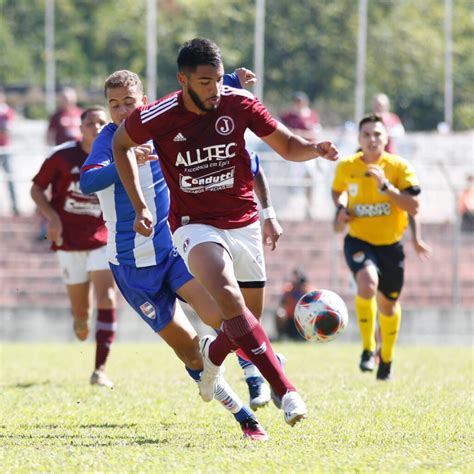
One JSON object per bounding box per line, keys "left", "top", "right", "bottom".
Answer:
{"left": 125, "top": 86, "right": 277, "bottom": 231}
{"left": 47, "top": 106, "right": 82, "bottom": 145}
{"left": 0, "top": 103, "right": 15, "bottom": 146}
{"left": 32, "top": 141, "right": 107, "bottom": 251}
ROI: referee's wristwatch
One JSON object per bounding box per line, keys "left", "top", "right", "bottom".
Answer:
{"left": 380, "top": 179, "right": 390, "bottom": 192}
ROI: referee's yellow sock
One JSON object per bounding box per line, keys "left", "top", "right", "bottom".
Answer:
{"left": 379, "top": 303, "right": 402, "bottom": 363}
{"left": 355, "top": 295, "right": 377, "bottom": 352}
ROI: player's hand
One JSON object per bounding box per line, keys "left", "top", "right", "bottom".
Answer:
{"left": 412, "top": 238, "right": 432, "bottom": 260}
{"left": 316, "top": 141, "right": 339, "bottom": 161}
{"left": 234, "top": 67, "right": 257, "bottom": 88}
{"left": 262, "top": 218, "right": 283, "bottom": 251}
{"left": 335, "top": 207, "right": 352, "bottom": 225}
{"left": 135, "top": 144, "right": 158, "bottom": 166}
{"left": 47, "top": 214, "right": 63, "bottom": 246}
{"left": 365, "top": 165, "right": 386, "bottom": 188}
{"left": 133, "top": 207, "right": 154, "bottom": 237}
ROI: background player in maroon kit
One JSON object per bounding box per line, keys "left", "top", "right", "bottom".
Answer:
{"left": 0, "top": 89, "right": 19, "bottom": 215}
{"left": 46, "top": 87, "right": 83, "bottom": 146}
{"left": 31, "top": 106, "right": 117, "bottom": 388}
{"left": 112, "top": 38, "right": 339, "bottom": 426}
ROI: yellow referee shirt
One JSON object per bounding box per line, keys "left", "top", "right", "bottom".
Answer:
{"left": 332, "top": 152, "right": 419, "bottom": 245}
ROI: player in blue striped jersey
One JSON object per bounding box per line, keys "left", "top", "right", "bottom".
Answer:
{"left": 80, "top": 69, "right": 268, "bottom": 441}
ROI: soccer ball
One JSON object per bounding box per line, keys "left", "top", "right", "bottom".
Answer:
{"left": 294, "top": 289, "right": 348, "bottom": 342}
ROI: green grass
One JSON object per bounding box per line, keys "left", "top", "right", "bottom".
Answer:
{"left": 1, "top": 342, "right": 472, "bottom": 473}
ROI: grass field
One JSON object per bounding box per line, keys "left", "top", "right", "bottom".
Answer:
{"left": 1, "top": 342, "right": 472, "bottom": 473}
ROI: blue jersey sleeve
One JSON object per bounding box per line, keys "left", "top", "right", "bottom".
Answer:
{"left": 80, "top": 123, "right": 120, "bottom": 194}
{"left": 250, "top": 151, "right": 260, "bottom": 177}
{"left": 223, "top": 72, "right": 242, "bottom": 89}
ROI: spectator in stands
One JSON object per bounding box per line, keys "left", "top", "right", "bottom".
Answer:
{"left": 332, "top": 114, "right": 421, "bottom": 381}
{"left": 280, "top": 91, "right": 321, "bottom": 144}
{"left": 274, "top": 268, "right": 309, "bottom": 341}
{"left": 459, "top": 174, "right": 474, "bottom": 233}
{"left": 46, "top": 87, "right": 83, "bottom": 146}
{"left": 31, "top": 106, "right": 117, "bottom": 389}
{"left": 280, "top": 92, "right": 321, "bottom": 219}
{"left": 0, "top": 89, "right": 19, "bottom": 215}
{"left": 372, "top": 93, "right": 405, "bottom": 154}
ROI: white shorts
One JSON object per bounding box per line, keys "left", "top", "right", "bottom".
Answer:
{"left": 172, "top": 221, "right": 266, "bottom": 285}
{"left": 56, "top": 246, "right": 109, "bottom": 285}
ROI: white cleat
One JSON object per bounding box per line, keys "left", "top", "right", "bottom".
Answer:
{"left": 90, "top": 370, "right": 114, "bottom": 389}
{"left": 281, "top": 391, "right": 307, "bottom": 426}
{"left": 246, "top": 376, "right": 271, "bottom": 410}
{"left": 198, "top": 335, "right": 224, "bottom": 402}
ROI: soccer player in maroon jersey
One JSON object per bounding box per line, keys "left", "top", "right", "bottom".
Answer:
{"left": 112, "top": 38, "right": 339, "bottom": 426}
{"left": 31, "top": 106, "right": 117, "bottom": 388}
{"left": 46, "top": 87, "right": 83, "bottom": 146}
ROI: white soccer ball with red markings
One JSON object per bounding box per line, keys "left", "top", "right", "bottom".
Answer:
{"left": 294, "top": 289, "right": 348, "bottom": 342}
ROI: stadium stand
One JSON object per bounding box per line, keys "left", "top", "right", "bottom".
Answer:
{"left": 1, "top": 216, "right": 472, "bottom": 311}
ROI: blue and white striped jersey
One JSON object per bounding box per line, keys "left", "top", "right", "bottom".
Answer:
{"left": 80, "top": 123, "right": 173, "bottom": 267}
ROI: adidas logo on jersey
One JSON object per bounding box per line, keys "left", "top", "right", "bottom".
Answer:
{"left": 173, "top": 132, "right": 187, "bottom": 142}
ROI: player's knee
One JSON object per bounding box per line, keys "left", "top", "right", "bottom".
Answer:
{"left": 356, "top": 268, "right": 377, "bottom": 297}
{"left": 378, "top": 297, "right": 399, "bottom": 315}
{"left": 215, "top": 285, "right": 246, "bottom": 318}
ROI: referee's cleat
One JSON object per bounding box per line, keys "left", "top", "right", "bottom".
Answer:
{"left": 359, "top": 350, "right": 376, "bottom": 372}
{"left": 198, "top": 335, "right": 224, "bottom": 402}
{"left": 246, "top": 376, "right": 271, "bottom": 410}
{"left": 376, "top": 353, "right": 393, "bottom": 381}
{"left": 240, "top": 416, "right": 268, "bottom": 441}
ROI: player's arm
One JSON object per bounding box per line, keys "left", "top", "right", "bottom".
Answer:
{"left": 223, "top": 68, "right": 257, "bottom": 90}
{"left": 408, "top": 214, "right": 432, "bottom": 259}
{"left": 80, "top": 130, "right": 119, "bottom": 194}
{"left": 254, "top": 164, "right": 283, "bottom": 251}
{"left": 80, "top": 130, "right": 156, "bottom": 194}
{"left": 234, "top": 67, "right": 257, "bottom": 88}
{"left": 365, "top": 164, "right": 419, "bottom": 216}
{"left": 261, "top": 121, "right": 338, "bottom": 163}
{"left": 30, "top": 183, "right": 62, "bottom": 244}
{"left": 331, "top": 190, "right": 351, "bottom": 233}
{"left": 385, "top": 187, "right": 419, "bottom": 216}
{"left": 112, "top": 122, "right": 153, "bottom": 237}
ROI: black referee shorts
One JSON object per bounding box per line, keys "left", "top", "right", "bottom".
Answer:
{"left": 343, "top": 234, "right": 405, "bottom": 300}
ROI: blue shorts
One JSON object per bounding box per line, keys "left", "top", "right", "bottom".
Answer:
{"left": 110, "top": 249, "right": 193, "bottom": 332}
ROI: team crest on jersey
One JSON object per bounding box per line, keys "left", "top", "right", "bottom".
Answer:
{"left": 348, "top": 183, "right": 359, "bottom": 197}
{"left": 139, "top": 301, "right": 156, "bottom": 319}
{"left": 215, "top": 116, "right": 234, "bottom": 136}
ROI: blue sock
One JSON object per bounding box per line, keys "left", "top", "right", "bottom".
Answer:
{"left": 186, "top": 367, "right": 202, "bottom": 382}
{"left": 237, "top": 355, "right": 253, "bottom": 370}
{"left": 233, "top": 406, "right": 254, "bottom": 423}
